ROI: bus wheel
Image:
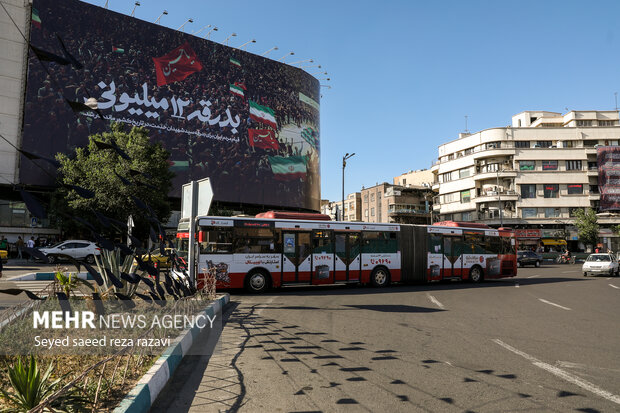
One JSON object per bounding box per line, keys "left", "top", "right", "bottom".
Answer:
{"left": 469, "top": 266, "right": 483, "bottom": 283}
{"left": 245, "top": 270, "right": 270, "bottom": 293}
{"left": 370, "top": 267, "right": 390, "bottom": 288}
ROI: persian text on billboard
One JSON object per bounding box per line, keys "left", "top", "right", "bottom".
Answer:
{"left": 597, "top": 146, "right": 620, "bottom": 211}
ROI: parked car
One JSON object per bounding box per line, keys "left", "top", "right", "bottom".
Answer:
{"left": 38, "top": 240, "right": 101, "bottom": 264}
{"left": 0, "top": 249, "right": 7, "bottom": 263}
{"left": 582, "top": 253, "right": 619, "bottom": 277}
{"left": 517, "top": 251, "right": 542, "bottom": 267}
{"left": 138, "top": 248, "right": 176, "bottom": 269}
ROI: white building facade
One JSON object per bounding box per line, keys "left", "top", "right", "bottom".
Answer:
{"left": 431, "top": 110, "right": 620, "bottom": 251}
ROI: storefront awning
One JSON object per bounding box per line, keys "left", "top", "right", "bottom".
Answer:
{"left": 541, "top": 239, "right": 567, "bottom": 246}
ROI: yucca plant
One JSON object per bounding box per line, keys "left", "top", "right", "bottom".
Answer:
{"left": 0, "top": 356, "right": 89, "bottom": 412}
{"left": 55, "top": 270, "right": 94, "bottom": 297}
{"left": 94, "top": 247, "right": 138, "bottom": 297}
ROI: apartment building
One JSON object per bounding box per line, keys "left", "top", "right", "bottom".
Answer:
{"left": 361, "top": 183, "right": 432, "bottom": 224}
{"left": 393, "top": 169, "right": 434, "bottom": 187}
{"left": 431, "top": 110, "right": 620, "bottom": 250}
{"left": 320, "top": 192, "right": 362, "bottom": 221}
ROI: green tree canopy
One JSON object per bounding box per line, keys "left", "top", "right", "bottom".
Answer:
{"left": 54, "top": 123, "right": 174, "bottom": 238}
{"left": 574, "top": 208, "right": 599, "bottom": 247}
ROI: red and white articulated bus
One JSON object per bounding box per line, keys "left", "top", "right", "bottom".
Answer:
{"left": 176, "top": 212, "right": 517, "bottom": 293}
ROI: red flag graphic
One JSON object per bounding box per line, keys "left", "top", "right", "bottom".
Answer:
{"left": 248, "top": 129, "right": 279, "bottom": 150}
{"left": 152, "top": 42, "right": 203, "bottom": 86}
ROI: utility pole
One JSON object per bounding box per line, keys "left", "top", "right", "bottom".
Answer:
{"left": 342, "top": 153, "right": 355, "bottom": 221}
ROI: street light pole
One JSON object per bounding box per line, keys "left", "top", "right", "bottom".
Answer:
{"left": 342, "top": 153, "right": 355, "bottom": 221}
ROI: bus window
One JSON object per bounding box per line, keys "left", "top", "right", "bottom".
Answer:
{"left": 176, "top": 236, "right": 189, "bottom": 259}
{"left": 501, "top": 236, "right": 515, "bottom": 255}
{"left": 363, "top": 231, "right": 398, "bottom": 253}
{"left": 233, "top": 227, "right": 276, "bottom": 253}
{"left": 199, "top": 227, "right": 233, "bottom": 254}
{"left": 313, "top": 230, "right": 333, "bottom": 253}
{"left": 428, "top": 233, "right": 442, "bottom": 254}
{"left": 485, "top": 235, "right": 501, "bottom": 255}
{"left": 464, "top": 232, "right": 485, "bottom": 254}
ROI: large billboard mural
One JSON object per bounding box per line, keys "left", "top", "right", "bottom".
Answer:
{"left": 22, "top": 0, "right": 321, "bottom": 210}
{"left": 597, "top": 146, "right": 620, "bottom": 211}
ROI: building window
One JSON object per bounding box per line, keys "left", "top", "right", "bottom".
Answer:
{"left": 459, "top": 168, "right": 471, "bottom": 179}
{"left": 544, "top": 184, "right": 559, "bottom": 198}
{"left": 364, "top": 209, "right": 368, "bottom": 217}
{"left": 563, "top": 140, "right": 574, "bottom": 148}
{"left": 519, "top": 161, "right": 536, "bottom": 171}
{"left": 577, "top": 120, "right": 592, "bottom": 127}
{"left": 542, "top": 160, "right": 558, "bottom": 170}
{"left": 515, "top": 141, "right": 530, "bottom": 148}
{"left": 460, "top": 190, "right": 471, "bottom": 203}
{"left": 364, "top": 194, "right": 368, "bottom": 203}
{"left": 590, "top": 185, "right": 599, "bottom": 194}
{"left": 584, "top": 140, "right": 598, "bottom": 147}
{"left": 370, "top": 193, "right": 375, "bottom": 202}
{"left": 544, "top": 208, "right": 561, "bottom": 218}
{"left": 464, "top": 148, "right": 473, "bottom": 155}
{"left": 447, "top": 154, "right": 454, "bottom": 160}
{"left": 371, "top": 208, "right": 375, "bottom": 217}
{"left": 567, "top": 184, "right": 583, "bottom": 195}
{"left": 461, "top": 211, "right": 472, "bottom": 221}
{"left": 566, "top": 160, "right": 582, "bottom": 171}
{"left": 522, "top": 208, "right": 537, "bottom": 218}
{"left": 521, "top": 184, "right": 536, "bottom": 199}
{"left": 599, "top": 120, "right": 615, "bottom": 126}
{"left": 536, "top": 141, "right": 553, "bottom": 148}
{"left": 486, "top": 142, "right": 501, "bottom": 149}
{"left": 402, "top": 178, "right": 406, "bottom": 186}
{"left": 482, "top": 163, "right": 500, "bottom": 173}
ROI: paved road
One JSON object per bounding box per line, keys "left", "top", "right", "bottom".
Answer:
{"left": 0, "top": 261, "right": 60, "bottom": 309}
{"left": 153, "top": 264, "right": 620, "bottom": 412}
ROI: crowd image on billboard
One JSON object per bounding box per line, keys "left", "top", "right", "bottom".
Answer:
{"left": 22, "top": 0, "right": 321, "bottom": 211}
{"left": 597, "top": 146, "right": 620, "bottom": 211}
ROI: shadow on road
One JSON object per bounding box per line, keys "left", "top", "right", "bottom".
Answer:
{"left": 223, "top": 276, "right": 587, "bottom": 298}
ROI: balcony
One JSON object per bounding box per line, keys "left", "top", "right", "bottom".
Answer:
{"left": 473, "top": 169, "right": 517, "bottom": 181}
{"left": 477, "top": 210, "right": 519, "bottom": 221}
{"left": 588, "top": 191, "right": 600, "bottom": 200}
{"left": 388, "top": 208, "right": 430, "bottom": 217}
{"left": 474, "top": 190, "right": 520, "bottom": 203}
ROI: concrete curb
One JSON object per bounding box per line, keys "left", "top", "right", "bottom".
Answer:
{"left": 9, "top": 272, "right": 93, "bottom": 281}
{"left": 113, "top": 293, "right": 230, "bottom": 413}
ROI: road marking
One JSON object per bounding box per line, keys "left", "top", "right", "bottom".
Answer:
{"left": 493, "top": 339, "right": 620, "bottom": 406}
{"left": 610, "top": 284, "right": 619, "bottom": 289}
{"left": 561, "top": 271, "right": 574, "bottom": 274}
{"left": 538, "top": 298, "right": 571, "bottom": 311}
{"left": 426, "top": 294, "right": 444, "bottom": 309}
{"left": 527, "top": 275, "right": 539, "bottom": 278}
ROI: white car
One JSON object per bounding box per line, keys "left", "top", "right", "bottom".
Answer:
{"left": 39, "top": 240, "right": 101, "bottom": 264}
{"left": 582, "top": 253, "right": 619, "bottom": 277}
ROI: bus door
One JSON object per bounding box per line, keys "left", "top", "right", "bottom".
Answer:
{"left": 334, "top": 232, "right": 362, "bottom": 282}
{"left": 282, "top": 231, "right": 312, "bottom": 283}
{"left": 442, "top": 235, "right": 463, "bottom": 279}
{"left": 312, "top": 230, "right": 334, "bottom": 284}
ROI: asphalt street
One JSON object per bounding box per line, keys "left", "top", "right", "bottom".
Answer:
{"left": 153, "top": 264, "right": 620, "bottom": 412}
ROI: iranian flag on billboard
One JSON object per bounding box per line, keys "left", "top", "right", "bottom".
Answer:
{"left": 152, "top": 42, "right": 203, "bottom": 86}
{"left": 248, "top": 129, "right": 279, "bottom": 150}
{"left": 249, "top": 100, "right": 277, "bottom": 129}
{"left": 268, "top": 156, "right": 307, "bottom": 180}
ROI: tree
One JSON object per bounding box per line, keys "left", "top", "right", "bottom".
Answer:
{"left": 574, "top": 208, "right": 599, "bottom": 247}
{"left": 54, "top": 123, "right": 174, "bottom": 238}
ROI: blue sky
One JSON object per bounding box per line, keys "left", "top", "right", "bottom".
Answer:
{"left": 83, "top": 0, "right": 620, "bottom": 203}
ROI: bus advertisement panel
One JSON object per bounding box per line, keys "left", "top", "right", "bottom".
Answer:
{"left": 181, "top": 215, "right": 516, "bottom": 293}
{"left": 23, "top": 0, "right": 320, "bottom": 210}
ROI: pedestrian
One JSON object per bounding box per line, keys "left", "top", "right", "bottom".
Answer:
{"left": 27, "top": 237, "right": 35, "bottom": 262}
{"left": 0, "top": 236, "right": 7, "bottom": 251}
{"left": 16, "top": 236, "right": 24, "bottom": 259}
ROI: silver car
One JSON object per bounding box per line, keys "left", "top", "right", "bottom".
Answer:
{"left": 39, "top": 240, "right": 101, "bottom": 264}
{"left": 582, "top": 253, "right": 619, "bottom": 277}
